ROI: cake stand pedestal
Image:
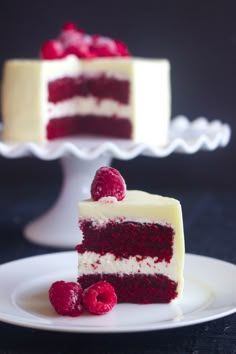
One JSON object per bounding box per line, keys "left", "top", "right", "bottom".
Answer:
{"left": 24, "top": 154, "right": 112, "bottom": 248}
{"left": 0, "top": 116, "right": 231, "bottom": 248}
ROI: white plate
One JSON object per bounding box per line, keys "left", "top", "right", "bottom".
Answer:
{"left": 0, "top": 252, "right": 235, "bottom": 333}
{"left": 0, "top": 116, "right": 231, "bottom": 160}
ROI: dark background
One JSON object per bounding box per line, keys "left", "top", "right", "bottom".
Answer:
{"left": 0, "top": 2, "right": 236, "bottom": 353}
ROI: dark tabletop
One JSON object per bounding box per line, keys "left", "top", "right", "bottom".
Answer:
{"left": 0, "top": 148, "right": 235, "bottom": 354}
{"left": 0, "top": 1, "right": 236, "bottom": 352}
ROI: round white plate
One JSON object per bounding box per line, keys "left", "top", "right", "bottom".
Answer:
{"left": 0, "top": 252, "right": 235, "bottom": 333}
{"left": 0, "top": 116, "right": 231, "bottom": 160}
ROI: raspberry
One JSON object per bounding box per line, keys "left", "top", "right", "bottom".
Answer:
{"left": 90, "top": 166, "right": 126, "bottom": 201}
{"left": 114, "top": 39, "right": 130, "bottom": 57}
{"left": 49, "top": 281, "right": 83, "bottom": 317}
{"left": 60, "top": 30, "right": 83, "bottom": 49}
{"left": 40, "top": 40, "right": 64, "bottom": 60}
{"left": 82, "top": 281, "right": 117, "bottom": 315}
{"left": 40, "top": 23, "right": 131, "bottom": 60}
{"left": 91, "top": 36, "right": 117, "bottom": 57}
{"left": 64, "top": 43, "right": 93, "bottom": 59}
{"left": 62, "top": 21, "right": 77, "bottom": 31}
{"left": 64, "top": 44, "right": 79, "bottom": 56}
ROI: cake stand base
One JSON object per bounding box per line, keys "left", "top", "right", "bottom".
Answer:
{"left": 24, "top": 154, "right": 112, "bottom": 248}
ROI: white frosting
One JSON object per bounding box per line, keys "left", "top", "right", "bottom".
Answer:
{"left": 2, "top": 56, "right": 171, "bottom": 144}
{"left": 78, "top": 251, "right": 179, "bottom": 281}
{"left": 48, "top": 96, "right": 131, "bottom": 119}
{"left": 79, "top": 190, "right": 183, "bottom": 225}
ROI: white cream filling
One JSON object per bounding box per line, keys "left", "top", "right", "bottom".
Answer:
{"left": 47, "top": 96, "right": 131, "bottom": 119}
{"left": 78, "top": 251, "right": 178, "bottom": 281}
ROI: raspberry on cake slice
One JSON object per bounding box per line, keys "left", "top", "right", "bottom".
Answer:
{"left": 76, "top": 167, "right": 185, "bottom": 304}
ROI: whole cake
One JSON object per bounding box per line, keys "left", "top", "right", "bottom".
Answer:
{"left": 76, "top": 167, "right": 185, "bottom": 304}
{"left": 1, "top": 22, "right": 171, "bottom": 145}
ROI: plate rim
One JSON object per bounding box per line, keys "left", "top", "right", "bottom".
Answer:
{"left": 0, "top": 252, "right": 236, "bottom": 333}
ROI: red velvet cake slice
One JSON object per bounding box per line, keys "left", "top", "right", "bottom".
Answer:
{"left": 76, "top": 167, "right": 185, "bottom": 304}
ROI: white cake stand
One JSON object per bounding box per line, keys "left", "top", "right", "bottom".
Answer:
{"left": 0, "top": 116, "right": 231, "bottom": 248}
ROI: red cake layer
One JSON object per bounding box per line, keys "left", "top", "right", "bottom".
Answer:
{"left": 47, "top": 115, "right": 132, "bottom": 139}
{"left": 48, "top": 75, "right": 130, "bottom": 104}
{"left": 78, "top": 273, "right": 178, "bottom": 303}
{"left": 77, "top": 221, "right": 174, "bottom": 263}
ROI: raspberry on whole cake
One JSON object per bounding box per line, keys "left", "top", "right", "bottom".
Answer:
{"left": 1, "top": 22, "right": 170, "bottom": 145}
{"left": 76, "top": 166, "right": 185, "bottom": 304}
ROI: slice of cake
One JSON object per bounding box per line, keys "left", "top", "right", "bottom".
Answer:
{"left": 1, "top": 22, "right": 170, "bottom": 145}
{"left": 76, "top": 167, "right": 185, "bottom": 304}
